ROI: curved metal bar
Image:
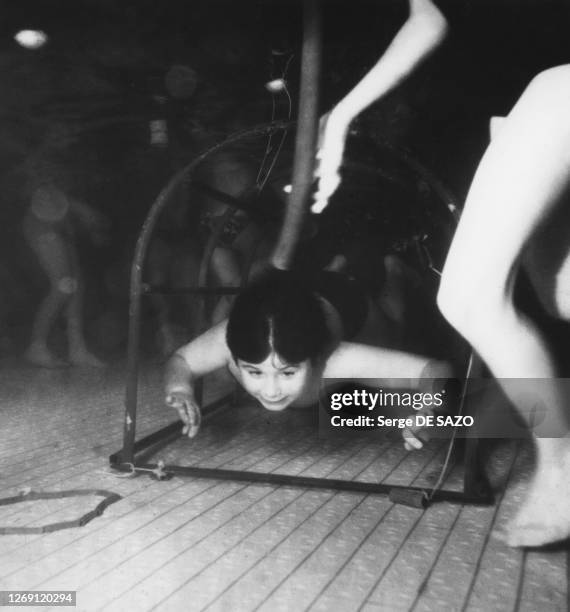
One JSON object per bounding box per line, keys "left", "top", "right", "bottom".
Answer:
{"left": 115, "top": 118, "right": 488, "bottom": 504}
{"left": 122, "top": 121, "right": 290, "bottom": 463}
{"left": 120, "top": 116, "right": 463, "bottom": 468}
{"left": 192, "top": 181, "right": 276, "bottom": 221}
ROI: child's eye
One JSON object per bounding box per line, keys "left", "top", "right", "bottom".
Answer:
{"left": 246, "top": 370, "right": 262, "bottom": 378}
{"left": 281, "top": 370, "right": 297, "bottom": 378}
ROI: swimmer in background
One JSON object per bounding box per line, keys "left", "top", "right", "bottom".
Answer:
{"left": 23, "top": 175, "right": 109, "bottom": 368}
{"left": 164, "top": 269, "right": 452, "bottom": 440}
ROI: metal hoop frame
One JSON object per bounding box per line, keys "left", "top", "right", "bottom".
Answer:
{"left": 110, "top": 118, "right": 492, "bottom": 507}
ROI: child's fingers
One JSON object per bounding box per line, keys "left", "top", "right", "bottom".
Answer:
{"left": 312, "top": 168, "right": 341, "bottom": 214}
{"left": 311, "top": 197, "right": 328, "bottom": 215}
{"left": 166, "top": 395, "right": 191, "bottom": 432}
{"left": 402, "top": 428, "right": 424, "bottom": 451}
{"left": 165, "top": 394, "right": 183, "bottom": 408}
{"left": 176, "top": 406, "right": 190, "bottom": 431}
{"left": 165, "top": 394, "right": 201, "bottom": 438}
{"left": 312, "top": 180, "right": 339, "bottom": 214}
{"left": 186, "top": 403, "right": 201, "bottom": 438}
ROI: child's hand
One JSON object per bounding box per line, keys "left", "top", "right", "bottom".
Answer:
{"left": 402, "top": 405, "right": 434, "bottom": 451}
{"left": 165, "top": 390, "right": 201, "bottom": 438}
{"left": 402, "top": 424, "right": 427, "bottom": 451}
{"left": 312, "top": 109, "right": 350, "bottom": 214}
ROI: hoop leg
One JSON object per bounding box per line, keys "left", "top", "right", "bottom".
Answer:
{"left": 463, "top": 352, "right": 494, "bottom": 502}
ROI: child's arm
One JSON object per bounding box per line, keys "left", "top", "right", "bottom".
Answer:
{"left": 323, "top": 342, "right": 453, "bottom": 450}
{"left": 313, "top": 0, "right": 448, "bottom": 213}
{"left": 164, "top": 320, "right": 230, "bottom": 437}
{"left": 323, "top": 341, "right": 450, "bottom": 387}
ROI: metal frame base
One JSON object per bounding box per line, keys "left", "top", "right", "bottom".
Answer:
{"left": 110, "top": 388, "right": 494, "bottom": 508}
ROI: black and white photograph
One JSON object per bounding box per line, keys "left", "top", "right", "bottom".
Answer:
{"left": 1, "top": 0, "right": 570, "bottom": 609}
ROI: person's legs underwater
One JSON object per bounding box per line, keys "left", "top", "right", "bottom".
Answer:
{"left": 199, "top": 152, "right": 270, "bottom": 324}
{"left": 64, "top": 239, "right": 105, "bottom": 367}
{"left": 23, "top": 205, "right": 104, "bottom": 368}
{"left": 23, "top": 212, "right": 74, "bottom": 367}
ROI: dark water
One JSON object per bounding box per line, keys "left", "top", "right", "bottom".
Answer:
{"left": 1, "top": 0, "right": 569, "bottom": 360}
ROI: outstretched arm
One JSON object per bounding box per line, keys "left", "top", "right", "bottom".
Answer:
{"left": 164, "top": 320, "right": 230, "bottom": 437}
{"left": 313, "top": 0, "right": 448, "bottom": 213}
{"left": 323, "top": 341, "right": 451, "bottom": 388}
{"left": 323, "top": 341, "right": 453, "bottom": 450}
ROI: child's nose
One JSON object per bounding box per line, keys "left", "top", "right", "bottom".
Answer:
{"left": 263, "top": 377, "right": 281, "bottom": 398}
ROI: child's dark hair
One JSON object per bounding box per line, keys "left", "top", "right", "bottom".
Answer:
{"left": 226, "top": 270, "right": 330, "bottom": 365}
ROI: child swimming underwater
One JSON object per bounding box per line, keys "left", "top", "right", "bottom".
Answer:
{"left": 164, "top": 269, "right": 452, "bottom": 443}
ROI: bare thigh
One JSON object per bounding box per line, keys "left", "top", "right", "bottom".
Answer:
{"left": 524, "top": 196, "right": 570, "bottom": 320}
{"left": 23, "top": 214, "right": 75, "bottom": 285}
{"left": 441, "top": 66, "right": 570, "bottom": 305}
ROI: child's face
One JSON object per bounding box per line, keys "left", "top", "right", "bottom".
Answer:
{"left": 237, "top": 352, "right": 312, "bottom": 410}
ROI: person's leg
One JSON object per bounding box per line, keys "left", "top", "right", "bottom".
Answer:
{"left": 376, "top": 254, "right": 430, "bottom": 350}
{"left": 438, "top": 65, "right": 570, "bottom": 546}
{"left": 523, "top": 193, "right": 570, "bottom": 322}
{"left": 65, "top": 241, "right": 105, "bottom": 367}
{"left": 209, "top": 246, "right": 242, "bottom": 324}
{"left": 23, "top": 216, "right": 72, "bottom": 367}
{"left": 199, "top": 154, "right": 255, "bottom": 324}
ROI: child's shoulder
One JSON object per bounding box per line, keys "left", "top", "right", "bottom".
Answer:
{"left": 176, "top": 320, "right": 232, "bottom": 374}
{"left": 322, "top": 342, "right": 385, "bottom": 380}
{"left": 322, "top": 342, "right": 355, "bottom": 379}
